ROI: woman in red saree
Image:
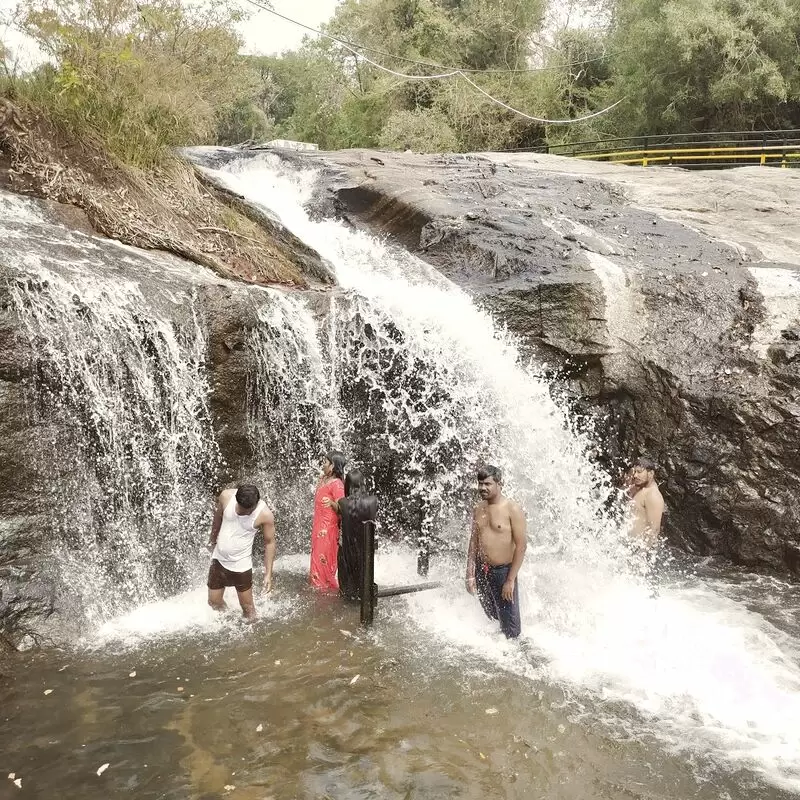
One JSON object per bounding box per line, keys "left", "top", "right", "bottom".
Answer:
{"left": 309, "top": 451, "right": 346, "bottom": 590}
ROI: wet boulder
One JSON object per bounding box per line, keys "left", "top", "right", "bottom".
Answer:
{"left": 308, "top": 149, "right": 800, "bottom": 575}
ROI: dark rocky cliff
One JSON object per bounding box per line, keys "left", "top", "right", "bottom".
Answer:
{"left": 305, "top": 149, "right": 800, "bottom": 575}
{"left": 0, "top": 189, "right": 328, "bottom": 648}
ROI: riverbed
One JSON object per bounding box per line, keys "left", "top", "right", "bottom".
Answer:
{"left": 3, "top": 550, "right": 799, "bottom": 800}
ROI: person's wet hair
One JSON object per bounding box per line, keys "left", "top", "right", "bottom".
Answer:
{"left": 345, "top": 469, "right": 365, "bottom": 496}
{"left": 236, "top": 484, "right": 260, "bottom": 510}
{"left": 326, "top": 450, "right": 347, "bottom": 481}
{"left": 635, "top": 457, "right": 658, "bottom": 472}
{"left": 477, "top": 464, "right": 502, "bottom": 483}
{"left": 344, "top": 468, "right": 373, "bottom": 519}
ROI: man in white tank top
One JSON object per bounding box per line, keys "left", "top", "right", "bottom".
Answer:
{"left": 207, "top": 484, "right": 276, "bottom": 620}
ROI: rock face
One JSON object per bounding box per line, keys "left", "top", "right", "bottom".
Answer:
{"left": 0, "top": 189, "right": 326, "bottom": 647}
{"left": 307, "top": 149, "right": 800, "bottom": 575}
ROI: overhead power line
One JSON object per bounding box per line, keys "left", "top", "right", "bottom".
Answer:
{"left": 244, "top": 0, "right": 624, "bottom": 125}
{"left": 343, "top": 42, "right": 623, "bottom": 124}
{"left": 243, "top": 0, "right": 618, "bottom": 75}
{"left": 458, "top": 73, "right": 623, "bottom": 124}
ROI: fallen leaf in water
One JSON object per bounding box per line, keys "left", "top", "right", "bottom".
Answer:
{"left": 479, "top": 752, "right": 487, "bottom": 760}
{"left": 8, "top": 773, "right": 15, "bottom": 779}
{"left": 96, "top": 764, "right": 109, "bottom": 776}
{"left": 339, "top": 629, "right": 353, "bottom": 638}
{"left": 485, "top": 707, "right": 498, "bottom": 715}
{"left": 43, "top": 689, "right": 53, "bottom": 695}
{"left": 350, "top": 675, "right": 360, "bottom": 685}
{"left": 129, "top": 671, "right": 136, "bottom": 678}
{"left": 256, "top": 724, "right": 263, "bottom": 732}
{"left": 13, "top": 778, "right": 21, "bottom": 789}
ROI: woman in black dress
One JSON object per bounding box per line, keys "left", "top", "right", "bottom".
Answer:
{"left": 333, "top": 469, "right": 378, "bottom": 600}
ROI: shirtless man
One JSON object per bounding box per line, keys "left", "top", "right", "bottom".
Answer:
{"left": 207, "top": 484, "right": 276, "bottom": 620}
{"left": 465, "top": 465, "right": 527, "bottom": 639}
{"left": 629, "top": 458, "right": 665, "bottom": 546}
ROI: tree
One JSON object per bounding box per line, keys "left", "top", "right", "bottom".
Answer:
{"left": 13, "top": 0, "right": 267, "bottom": 164}
{"left": 259, "top": 0, "right": 555, "bottom": 152}
{"left": 603, "top": 0, "right": 800, "bottom": 134}
{"left": 379, "top": 107, "right": 458, "bottom": 150}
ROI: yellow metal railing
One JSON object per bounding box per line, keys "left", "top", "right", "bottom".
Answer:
{"left": 576, "top": 145, "right": 800, "bottom": 168}
{"left": 509, "top": 130, "right": 800, "bottom": 169}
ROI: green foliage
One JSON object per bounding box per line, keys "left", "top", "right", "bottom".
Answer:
{"left": 4, "top": 0, "right": 268, "bottom": 165}
{"left": 216, "top": 99, "right": 273, "bottom": 146}
{"left": 3, "top": 0, "right": 800, "bottom": 160}
{"left": 261, "top": 0, "right": 556, "bottom": 152}
{"left": 254, "top": 0, "right": 800, "bottom": 151}
{"left": 605, "top": 0, "right": 800, "bottom": 134}
{"left": 379, "top": 108, "right": 458, "bottom": 151}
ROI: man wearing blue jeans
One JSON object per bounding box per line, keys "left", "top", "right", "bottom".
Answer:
{"left": 466, "top": 465, "right": 527, "bottom": 638}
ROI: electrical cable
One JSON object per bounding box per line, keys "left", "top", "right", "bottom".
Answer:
{"left": 338, "top": 40, "right": 624, "bottom": 124}
{"left": 243, "top": 0, "right": 619, "bottom": 75}
{"left": 244, "top": 1, "right": 624, "bottom": 125}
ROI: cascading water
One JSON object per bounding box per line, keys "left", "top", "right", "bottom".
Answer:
{"left": 193, "top": 150, "right": 800, "bottom": 793}
{"left": 4, "top": 160, "right": 800, "bottom": 796}
{"left": 245, "top": 288, "right": 344, "bottom": 545}
{"left": 2, "top": 191, "right": 220, "bottom": 629}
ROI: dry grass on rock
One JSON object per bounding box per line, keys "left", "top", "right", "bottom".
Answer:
{"left": 0, "top": 101, "right": 324, "bottom": 287}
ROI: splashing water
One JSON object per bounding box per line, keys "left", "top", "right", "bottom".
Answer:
{"left": 3, "top": 191, "right": 220, "bottom": 628}
{"left": 245, "top": 288, "right": 344, "bottom": 543}
{"left": 193, "top": 151, "right": 800, "bottom": 793}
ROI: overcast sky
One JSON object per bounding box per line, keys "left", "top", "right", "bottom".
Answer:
{"left": 240, "top": 0, "right": 340, "bottom": 55}
{"left": 0, "top": 0, "right": 340, "bottom": 67}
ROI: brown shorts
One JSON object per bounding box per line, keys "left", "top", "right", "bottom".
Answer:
{"left": 207, "top": 559, "right": 253, "bottom": 592}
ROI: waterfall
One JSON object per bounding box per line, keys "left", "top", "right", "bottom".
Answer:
{"left": 191, "top": 151, "right": 800, "bottom": 793}
{"left": 245, "top": 288, "right": 343, "bottom": 544}
{"left": 2, "top": 191, "right": 220, "bottom": 630}
{"left": 201, "top": 151, "right": 624, "bottom": 562}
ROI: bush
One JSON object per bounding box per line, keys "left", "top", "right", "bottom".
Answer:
{"left": 7, "top": 0, "right": 263, "bottom": 166}
{"left": 216, "top": 99, "right": 273, "bottom": 146}
{"left": 379, "top": 108, "right": 458, "bottom": 152}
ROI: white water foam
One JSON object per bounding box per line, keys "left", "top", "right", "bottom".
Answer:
{"left": 88, "top": 554, "right": 308, "bottom": 649}
{"left": 86, "top": 549, "right": 424, "bottom": 650}
{"left": 405, "top": 551, "right": 800, "bottom": 792}
{"left": 193, "top": 151, "right": 800, "bottom": 793}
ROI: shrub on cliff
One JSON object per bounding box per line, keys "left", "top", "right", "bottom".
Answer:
{"left": 2, "top": 0, "right": 270, "bottom": 166}
{"left": 378, "top": 108, "right": 458, "bottom": 152}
